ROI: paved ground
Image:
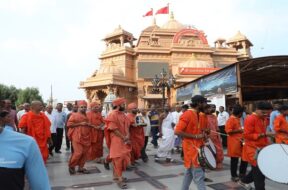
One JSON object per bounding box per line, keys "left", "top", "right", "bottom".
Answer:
{"left": 47, "top": 140, "right": 287, "bottom": 190}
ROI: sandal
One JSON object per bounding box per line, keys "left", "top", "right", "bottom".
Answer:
{"left": 117, "top": 181, "right": 128, "bottom": 189}
{"left": 69, "top": 167, "right": 76, "bottom": 175}
{"left": 78, "top": 168, "right": 90, "bottom": 174}
{"left": 104, "top": 161, "right": 110, "bottom": 170}
{"left": 113, "top": 177, "right": 128, "bottom": 182}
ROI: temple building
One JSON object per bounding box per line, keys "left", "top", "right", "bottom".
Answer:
{"left": 80, "top": 13, "right": 253, "bottom": 108}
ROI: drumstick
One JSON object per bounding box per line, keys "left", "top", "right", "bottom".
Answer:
{"left": 210, "top": 130, "right": 263, "bottom": 150}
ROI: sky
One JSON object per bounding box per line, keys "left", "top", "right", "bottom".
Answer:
{"left": 0, "top": 0, "right": 287, "bottom": 103}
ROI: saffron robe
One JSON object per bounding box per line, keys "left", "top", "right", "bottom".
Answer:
{"left": 242, "top": 114, "right": 269, "bottom": 166}
{"left": 86, "top": 111, "right": 104, "bottom": 160}
{"left": 67, "top": 112, "right": 91, "bottom": 168}
{"left": 175, "top": 110, "right": 205, "bottom": 168}
{"left": 274, "top": 114, "right": 288, "bottom": 144}
{"left": 225, "top": 116, "right": 243, "bottom": 157}
{"left": 105, "top": 110, "right": 131, "bottom": 177}
{"left": 18, "top": 111, "right": 51, "bottom": 163}
{"left": 127, "top": 113, "right": 144, "bottom": 163}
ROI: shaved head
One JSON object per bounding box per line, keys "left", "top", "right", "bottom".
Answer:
{"left": 31, "top": 101, "right": 43, "bottom": 113}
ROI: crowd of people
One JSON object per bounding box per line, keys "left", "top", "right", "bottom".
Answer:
{"left": 0, "top": 97, "right": 287, "bottom": 190}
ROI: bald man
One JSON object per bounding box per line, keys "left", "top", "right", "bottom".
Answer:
{"left": 18, "top": 101, "right": 52, "bottom": 163}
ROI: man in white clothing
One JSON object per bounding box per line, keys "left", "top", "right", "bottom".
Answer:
{"left": 139, "top": 108, "right": 151, "bottom": 162}
{"left": 172, "top": 104, "right": 182, "bottom": 153}
{"left": 217, "top": 106, "right": 229, "bottom": 148}
{"left": 155, "top": 105, "right": 175, "bottom": 162}
{"left": 17, "top": 103, "right": 30, "bottom": 121}
{"left": 45, "top": 105, "right": 56, "bottom": 156}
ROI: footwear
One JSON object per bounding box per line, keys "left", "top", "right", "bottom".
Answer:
{"left": 142, "top": 158, "right": 148, "bottom": 163}
{"left": 78, "top": 168, "right": 90, "bottom": 174}
{"left": 113, "top": 177, "right": 128, "bottom": 182}
{"left": 204, "top": 177, "right": 213, "bottom": 182}
{"left": 49, "top": 151, "right": 54, "bottom": 157}
{"left": 104, "top": 161, "right": 110, "bottom": 170}
{"left": 68, "top": 167, "right": 76, "bottom": 175}
{"left": 165, "top": 158, "right": 175, "bottom": 163}
{"left": 238, "top": 180, "right": 254, "bottom": 190}
{"left": 154, "top": 155, "right": 160, "bottom": 161}
{"left": 231, "top": 177, "right": 240, "bottom": 182}
{"left": 116, "top": 181, "right": 128, "bottom": 189}
{"left": 55, "top": 151, "right": 62, "bottom": 154}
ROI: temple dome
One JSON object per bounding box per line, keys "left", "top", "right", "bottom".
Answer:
{"left": 97, "top": 61, "right": 124, "bottom": 76}
{"left": 180, "top": 54, "right": 213, "bottom": 68}
{"left": 227, "top": 31, "right": 249, "bottom": 43}
{"left": 162, "top": 12, "right": 185, "bottom": 30}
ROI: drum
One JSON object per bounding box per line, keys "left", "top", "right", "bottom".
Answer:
{"left": 206, "top": 138, "right": 216, "bottom": 156}
{"left": 257, "top": 144, "right": 288, "bottom": 184}
{"left": 198, "top": 146, "right": 216, "bottom": 170}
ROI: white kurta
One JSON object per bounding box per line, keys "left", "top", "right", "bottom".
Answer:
{"left": 157, "top": 112, "right": 175, "bottom": 158}
{"left": 141, "top": 115, "right": 151, "bottom": 137}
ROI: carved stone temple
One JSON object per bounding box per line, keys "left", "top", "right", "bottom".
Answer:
{"left": 80, "top": 13, "right": 252, "bottom": 109}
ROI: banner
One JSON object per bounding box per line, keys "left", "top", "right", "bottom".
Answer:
{"left": 179, "top": 67, "right": 219, "bottom": 75}
{"left": 176, "top": 65, "right": 237, "bottom": 102}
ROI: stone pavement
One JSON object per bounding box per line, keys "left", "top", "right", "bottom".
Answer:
{"left": 47, "top": 140, "right": 287, "bottom": 190}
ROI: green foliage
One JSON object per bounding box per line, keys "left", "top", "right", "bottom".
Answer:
{"left": 0, "top": 84, "right": 43, "bottom": 106}
{"left": 0, "top": 84, "right": 19, "bottom": 106}
{"left": 16, "top": 87, "right": 43, "bottom": 105}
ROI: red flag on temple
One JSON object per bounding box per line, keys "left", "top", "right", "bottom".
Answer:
{"left": 143, "top": 8, "right": 153, "bottom": 17}
{"left": 155, "top": 5, "right": 169, "bottom": 15}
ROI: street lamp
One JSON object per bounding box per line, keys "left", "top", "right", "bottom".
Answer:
{"left": 151, "top": 68, "right": 176, "bottom": 110}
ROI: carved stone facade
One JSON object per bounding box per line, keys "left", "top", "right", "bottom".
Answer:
{"left": 80, "top": 13, "right": 253, "bottom": 108}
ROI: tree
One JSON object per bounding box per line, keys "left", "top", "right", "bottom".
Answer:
{"left": 0, "top": 84, "right": 19, "bottom": 106}
{"left": 16, "top": 87, "right": 43, "bottom": 105}
{"left": 0, "top": 84, "right": 44, "bottom": 107}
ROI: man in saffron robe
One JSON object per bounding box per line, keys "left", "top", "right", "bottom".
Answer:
{"left": 206, "top": 104, "right": 224, "bottom": 169}
{"left": 87, "top": 101, "right": 105, "bottom": 161}
{"left": 18, "top": 100, "right": 51, "bottom": 164}
{"left": 225, "top": 105, "right": 247, "bottom": 182}
{"left": 67, "top": 100, "right": 92, "bottom": 174}
{"left": 239, "top": 102, "right": 274, "bottom": 190}
{"left": 175, "top": 95, "right": 209, "bottom": 190}
{"left": 127, "top": 103, "right": 145, "bottom": 165}
{"left": 273, "top": 104, "right": 288, "bottom": 144}
{"left": 105, "top": 98, "right": 131, "bottom": 189}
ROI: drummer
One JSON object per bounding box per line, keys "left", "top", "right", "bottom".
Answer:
{"left": 225, "top": 105, "right": 247, "bottom": 182}
{"left": 239, "top": 102, "right": 274, "bottom": 190}
{"left": 175, "top": 95, "right": 209, "bottom": 190}
{"left": 273, "top": 104, "right": 288, "bottom": 144}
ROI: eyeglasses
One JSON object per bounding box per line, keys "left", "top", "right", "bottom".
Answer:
{"left": 80, "top": 106, "right": 87, "bottom": 108}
